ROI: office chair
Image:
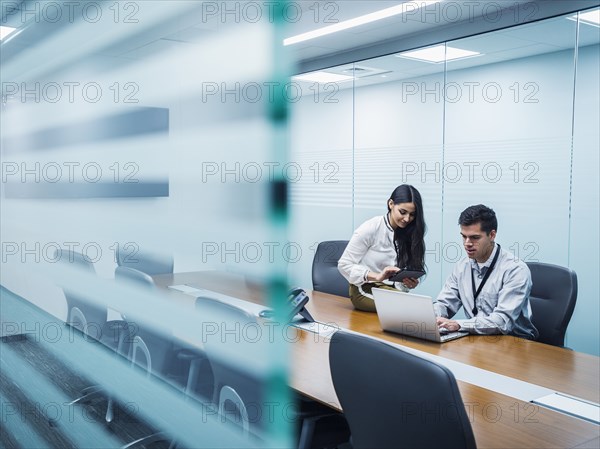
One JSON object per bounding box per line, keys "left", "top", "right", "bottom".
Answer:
{"left": 312, "top": 240, "right": 349, "bottom": 297}
{"left": 116, "top": 246, "right": 174, "bottom": 275}
{"left": 194, "top": 296, "right": 265, "bottom": 436}
{"left": 195, "top": 296, "right": 350, "bottom": 446}
{"left": 115, "top": 265, "right": 156, "bottom": 290}
{"left": 526, "top": 262, "right": 578, "bottom": 347}
{"left": 54, "top": 249, "right": 131, "bottom": 422}
{"left": 329, "top": 331, "right": 477, "bottom": 449}
{"left": 114, "top": 266, "right": 204, "bottom": 389}
{"left": 119, "top": 271, "right": 179, "bottom": 383}
{"left": 55, "top": 248, "right": 106, "bottom": 339}
{"left": 115, "top": 266, "right": 210, "bottom": 448}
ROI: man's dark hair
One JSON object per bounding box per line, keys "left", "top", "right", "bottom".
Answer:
{"left": 459, "top": 205, "right": 497, "bottom": 234}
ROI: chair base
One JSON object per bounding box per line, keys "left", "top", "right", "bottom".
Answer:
{"left": 121, "top": 432, "right": 170, "bottom": 449}
{"left": 296, "top": 397, "right": 350, "bottom": 449}
{"left": 68, "top": 385, "right": 105, "bottom": 405}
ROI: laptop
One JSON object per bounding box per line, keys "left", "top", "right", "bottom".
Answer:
{"left": 372, "top": 288, "right": 469, "bottom": 343}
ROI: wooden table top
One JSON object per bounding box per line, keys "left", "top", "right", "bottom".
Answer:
{"left": 153, "top": 271, "right": 600, "bottom": 449}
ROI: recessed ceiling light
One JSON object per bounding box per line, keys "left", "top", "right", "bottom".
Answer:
{"left": 569, "top": 9, "right": 600, "bottom": 27}
{"left": 293, "top": 72, "right": 354, "bottom": 84}
{"left": 0, "top": 26, "right": 17, "bottom": 41}
{"left": 284, "top": 0, "right": 443, "bottom": 46}
{"left": 396, "top": 45, "right": 482, "bottom": 63}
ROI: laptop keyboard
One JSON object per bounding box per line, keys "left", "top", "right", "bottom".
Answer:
{"left": 440, "top": 331, "right": 468, "bottom": 341}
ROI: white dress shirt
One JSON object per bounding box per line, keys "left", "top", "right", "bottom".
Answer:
{"left": 433, "top": 243, "right": 538, "bottom": 339}
{"left": 338, "top": 215, "right": 407, "bottom": 291}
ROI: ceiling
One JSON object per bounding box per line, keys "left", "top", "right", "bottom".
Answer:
{"left": 307, "top": 10, "right": 600, "bottom": 90}
{"left": 1, "top": 1, "right": 598, "bottom": 81}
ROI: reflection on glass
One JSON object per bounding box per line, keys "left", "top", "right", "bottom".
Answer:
{"left": 0, "top": 2, "right": 295, "bottom": 447}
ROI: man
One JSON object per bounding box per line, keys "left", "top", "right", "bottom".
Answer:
{"left": 434, "top": 205, "right": 538, "bottom": 339}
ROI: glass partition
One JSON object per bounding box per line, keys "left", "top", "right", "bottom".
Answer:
{"left": 288, "top": 64, "right": 355, "bottom": 289}
{"left": 443, "top": 15, "right": 577, "bottom": 270}
{"left": 352, "top": 53, "right": 445, "bottom": 298}
{"left": 569, "top": 9, "right": 600, "bottom": 355}
{"left": 441, "top": 16, "right": 578, "bottom": 325}
{"left": 289, "top": 7, "right": 599, "bottom": 354}
{"left": 1, "top": 2, "right": 294, "bottom": 447}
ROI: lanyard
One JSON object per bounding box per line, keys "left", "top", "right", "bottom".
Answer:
{"left": 471, "top": 244, "right": 500, "bottom": 316}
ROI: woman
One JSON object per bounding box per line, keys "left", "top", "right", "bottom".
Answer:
{"left": 338, "top": 184, "right": 426, "bottom": 312}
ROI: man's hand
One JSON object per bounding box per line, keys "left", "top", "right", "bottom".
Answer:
{"left": 436, "top": 317, "right": 461, "bottom": 332}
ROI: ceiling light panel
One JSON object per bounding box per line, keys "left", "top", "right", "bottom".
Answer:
{"left": 578, "top": 9, "right": 600, "bottom": 26}
{"left": 0, "top": 26, "right": 17, "bottom": 40}
{"left": 396, "top": 45, "right": 481, "bottom": 63}
{"left": 284, "top": 0, "right": 443, "bottom": 45}
{"left": 293, "top": 72, "right": 354, "bottom": 83}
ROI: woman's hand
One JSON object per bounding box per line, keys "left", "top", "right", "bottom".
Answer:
{"left": 373, "top": 266, "right": 400, "bottom": 282}
{"left": 401, "top": 277, "right": 419, "bottom": 289}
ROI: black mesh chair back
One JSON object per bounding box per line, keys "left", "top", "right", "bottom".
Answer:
{"left": 129, "top": 328, "right": 178, "bottom": 382}
{"left": 115, "top": 265, "right": 155, "bottom": 290}
{"left": 312, "top": 240, "right": 349, "bottom": 297}
{"left": 114, "top": 266, "right": 177, "bottom": 378}
{"left": 195, "top": 296, "right": 268, "bottom": 435}
{"left": 59, "top": 251, "right": 130, "bottom": 423}
{"left": 526, "top": 262, "right": 578, "bottom": 347}
{"left": 329, "top": 331, "right": 477, "bottom": 449}
{"left": 55, "top": 249, "right": 106, "bottom": 340}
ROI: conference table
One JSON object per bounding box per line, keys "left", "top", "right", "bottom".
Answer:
{"left": 153, "top": 271, "right": 600, "bottom": 449}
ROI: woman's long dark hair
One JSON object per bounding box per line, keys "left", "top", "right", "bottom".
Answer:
{"left": 387, "top": 185, "right": 426, "bottom": 271}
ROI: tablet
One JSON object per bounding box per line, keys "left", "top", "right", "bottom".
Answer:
{"left": 388, "top": 269, "right": 426, "bottom": 282}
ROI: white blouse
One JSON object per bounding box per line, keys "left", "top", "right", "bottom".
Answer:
{"left": 338, "top": 215, "right": 406, "bottom": 289}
